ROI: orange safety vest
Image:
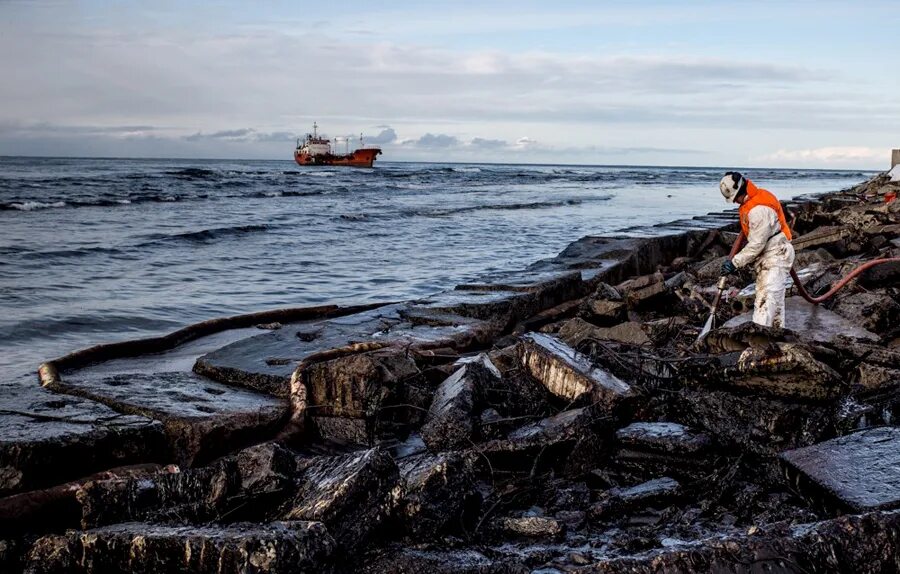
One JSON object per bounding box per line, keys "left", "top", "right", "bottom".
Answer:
{"left": 739, "top": 180, "right": 792, "bottom": 241}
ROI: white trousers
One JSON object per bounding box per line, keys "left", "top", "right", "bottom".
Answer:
{"left": 752, "top": 237, "right": 796, "bottom": 329}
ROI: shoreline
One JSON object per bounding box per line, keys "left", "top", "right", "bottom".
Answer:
{"left": 3, "top": 172, "right": 900, "bottom": 572}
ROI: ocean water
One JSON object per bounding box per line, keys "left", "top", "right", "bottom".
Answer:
{"left": 0, "top": 157, "right": 871, "bottom": 383}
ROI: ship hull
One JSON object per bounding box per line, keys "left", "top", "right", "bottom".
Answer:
{"left": 294, "top": 148, "right": 381, "bottom": 168}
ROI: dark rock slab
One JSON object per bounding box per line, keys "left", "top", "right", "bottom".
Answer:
{"left": 25, "top": 521, "right": 335, "bottom": 574}
{"left": 726, "top": 343, "right": 844, "bottom": 401}
{"left": 392, "top": 452, "right": 478, "bottom": 538}
{"left": 615, "top": 422, "right": 714, "bottom": 480}
{"left": 76, "top": 461, "right": 240, "bottom": 528}
{"left": 0, "top": 464, "right": 173, "bottom": 536}
{"left": 77, "top": 442, "right": 297, "bottom": 528}
{"left": 408, "top": 288, "right": 539, "bottom": 326}
{"left": 518, "top": 333, "right": 634, "bottom": 410}
{"left": 592, "top": 477, "right": 682, "bottom": 518}
{"left": 0, "top": 384, "right": 166, "bottom": 496}
{"left": 831, "top": 291, "right": 900, "bottom": 335}
{"left": 300, "top": 348, "right": 431, "bottom": 444}
{"left": 616, "top": 422, "right": 713, "bottom": 455}
{"left": 456, "top": 269, "right": 586, "bottom": 313}
{"left": 194, "top": 304, "right": 493, "bottom": 396}
{"left": 477, "top": 406, "right": 602, "bottom": 470}
{"left": 49, "top": 371, "right": 288, "bottom": 466}
{"left": 279, "top": 448, "right": 398, "bottom": 552}
{"left": 782, "top": 426, "right": 900, "bottom": 513}
{"left": 677, "top": 389, "right": 835, "bottom": 457}
{"left": 421, "top": 359, "right": 496, "bottom": 452}
{"left": 722, "top": 297, "right": 877, "bottom": 343}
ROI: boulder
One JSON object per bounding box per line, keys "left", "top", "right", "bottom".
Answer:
{"left": 24, "top": 521, "right": 335, "bottom": 574}
{"left": 279, "top": 448, "right": 398, "bottom": 552}
{"left": 392, "top": 452, "right": 478, "bottom": 538}
{"left": 421, "top": 359, "right": 495, "bottom": 452}
{"left": 518, "top": 333, "right": 633, "bottom": 411}
{"left": 782, "top": 427, "right": 900, "bottom": 513}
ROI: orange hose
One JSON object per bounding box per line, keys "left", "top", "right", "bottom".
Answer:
{"left": 728, "top": 231, "right": 899, "bottom": 305}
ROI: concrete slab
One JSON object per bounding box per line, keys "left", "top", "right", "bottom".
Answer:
{"left": 782, "top": 427, "right": 900, "bottom": 512}
{"left": 409, "top": 289, "right": 536, "bottom": 322}
{"left": 280, "top": 448, "right": 398, "bottom": 552}
{"left": 518, "top": 333, "right": 634, "bottom": 409}
{"left": 722, "top": 297, "right": 878, "bottom": 343}
{"left": 393, "top": 452, "right": 478, "bottom": 537}
{"left": 421, "top": 362, "right": 492, "bottom": 453}
{"left": 49, "top": 372, "right": 288, "bottom": 466}
{"left": 0, "top": 384, "right": 166, "bottom": 496}
{"left": 194, "top": 304, "right": 494, "bottom": 397}
{"left": 25, "top": 521, "right": 335, "bottom": 573}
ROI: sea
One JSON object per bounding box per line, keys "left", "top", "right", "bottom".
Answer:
{"left": 0, "top": 156, "right": 872, "bottom": 386}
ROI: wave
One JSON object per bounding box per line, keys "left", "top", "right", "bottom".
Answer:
{"left": 136, "top": 224, "right": 277, "bottom": 247}
{"left": 166, "top": 167, "right": 218, "bottom": 180}
{"left": 0, "top": 313, "right": 181, "bottom": 343}
{"left": 405, "top": 196, "right": 613, "bottom": 218}
{"left": 1, "top": 200, "right": 68, "bottom": 211}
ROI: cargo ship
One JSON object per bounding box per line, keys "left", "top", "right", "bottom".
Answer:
{"left": 294, "top": 123, "right": 382, "bottom": 167}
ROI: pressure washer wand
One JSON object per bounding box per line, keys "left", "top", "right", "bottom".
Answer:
{"left": 697, "top": 275, "right": 727, "bottom": 342}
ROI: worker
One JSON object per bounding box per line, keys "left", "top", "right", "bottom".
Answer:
{"left": 719, "top": 171, "right": 795, "bottom": 328}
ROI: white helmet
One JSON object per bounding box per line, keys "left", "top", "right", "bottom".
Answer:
{"left": 719, "top": 171, "right": 746, "bottom": 203}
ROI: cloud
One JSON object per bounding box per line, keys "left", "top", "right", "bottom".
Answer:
{"left": 754, "top": 146, "right": 889, "bottom": 165}
{"left": 468, "top": 137, "right": 506, "bottom": 149}
{"left": 364, "top": 127, "right": 397, "bottom": 144}
{"left": 410, "top": 133, "right": 459, "bottom": 148}
{"left": 185, "top": 128, "right": 255, "bottom": 142}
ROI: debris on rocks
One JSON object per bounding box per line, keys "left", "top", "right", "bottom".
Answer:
{"left": 12, "top": 170, "right": 900, "bottom": 572}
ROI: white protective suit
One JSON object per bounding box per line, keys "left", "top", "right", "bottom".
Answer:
{"left": 731, "top": 205, "right": 796, "bottom": 328}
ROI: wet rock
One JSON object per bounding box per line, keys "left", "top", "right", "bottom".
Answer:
{"left": 48, "top": 372, "right": 288, "bottom": 466}
{"left": 77, "top": 461, "right": 240, "bottom": 528}
{"left": 358, "top": 547, "right": 527, "bottom": 574}
{"left": 702, "top": 321, "right": 790, "bottom": 353}
{"left": 722, "top": 297, "right": 878, "bottom": 344}
{"left": 518, "top": 333, "right": 634, "bottom": 410}
{"left": 616, "top": 272, "right": 666, "bottom": 309}
{"left": 477, "top": 407, "right": 602, "bottom": 469}
{"left": 559, "top": 318, "right": 650, "bottom": 347}
{"left": 615, "top": 422, "right": 713, "bottom": 480}
{"left": 279, "top": 448, "right": 398, "bottom": 552}
{"left": 493, "top": 516, "right": 564, "bottom": 539}
{"left": 782, "top": 426, "right": 900, "bottom": 513}
{"left": 727, "top": 343, "right": 844, "bottom": 400}
{"left": 0, "top": 464, "right": 174, "bottom": 535}
{"left": 856, "top": 363, "right": 900, "bottom": 393}
{"left": 421, "top": 360, "right": 496, "bottom": 453}
{"left": 791, "top": 225, "right": 850, "bottom": 253}
{"left": 24, "top": 521, "right": 335, "bottom": 574}
{"left": 0, "top": 385, "right": 166, "bottom": 496}
{"left": 676, "top": 389, "right": 834, "bottom": 456}
{"left": 859, "top": 260, "right": 900, "bottom": 289}
{"left": 592, "top": 477, "right": 682, "bottom": 519}
{"left": 584, "top": 299, "right": 628, "bottom": 325}
{"left": 228, "top": 441, "right": 296, "bottom": 500}
{"left": 831, "top": 291, "right": 900, "bottom": 335}
{"left": 300, "top": 348, "right": 428, "bottom": 444}
{"left": 392, "top": 452, "right": 478, "bottom": 538}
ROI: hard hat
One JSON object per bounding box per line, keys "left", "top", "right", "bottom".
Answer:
{"left": 719, "top": 171, "right": 746, "bottom": 203}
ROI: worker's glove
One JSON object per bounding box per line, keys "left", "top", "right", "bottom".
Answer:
{"left": 721, "top": 259, "right": 737, "bottom": 276}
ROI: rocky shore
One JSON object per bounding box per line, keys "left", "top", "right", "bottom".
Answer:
{"left": 2, "top": 172, "right": 899, "bottom": 573}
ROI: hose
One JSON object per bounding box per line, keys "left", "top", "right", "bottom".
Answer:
{"left": 728, "top": 231, "right": 900, "bottom": 305}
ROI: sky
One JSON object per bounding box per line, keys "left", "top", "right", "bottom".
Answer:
{"left": 1, "top": 0, "right": 898, "bottom": 168}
